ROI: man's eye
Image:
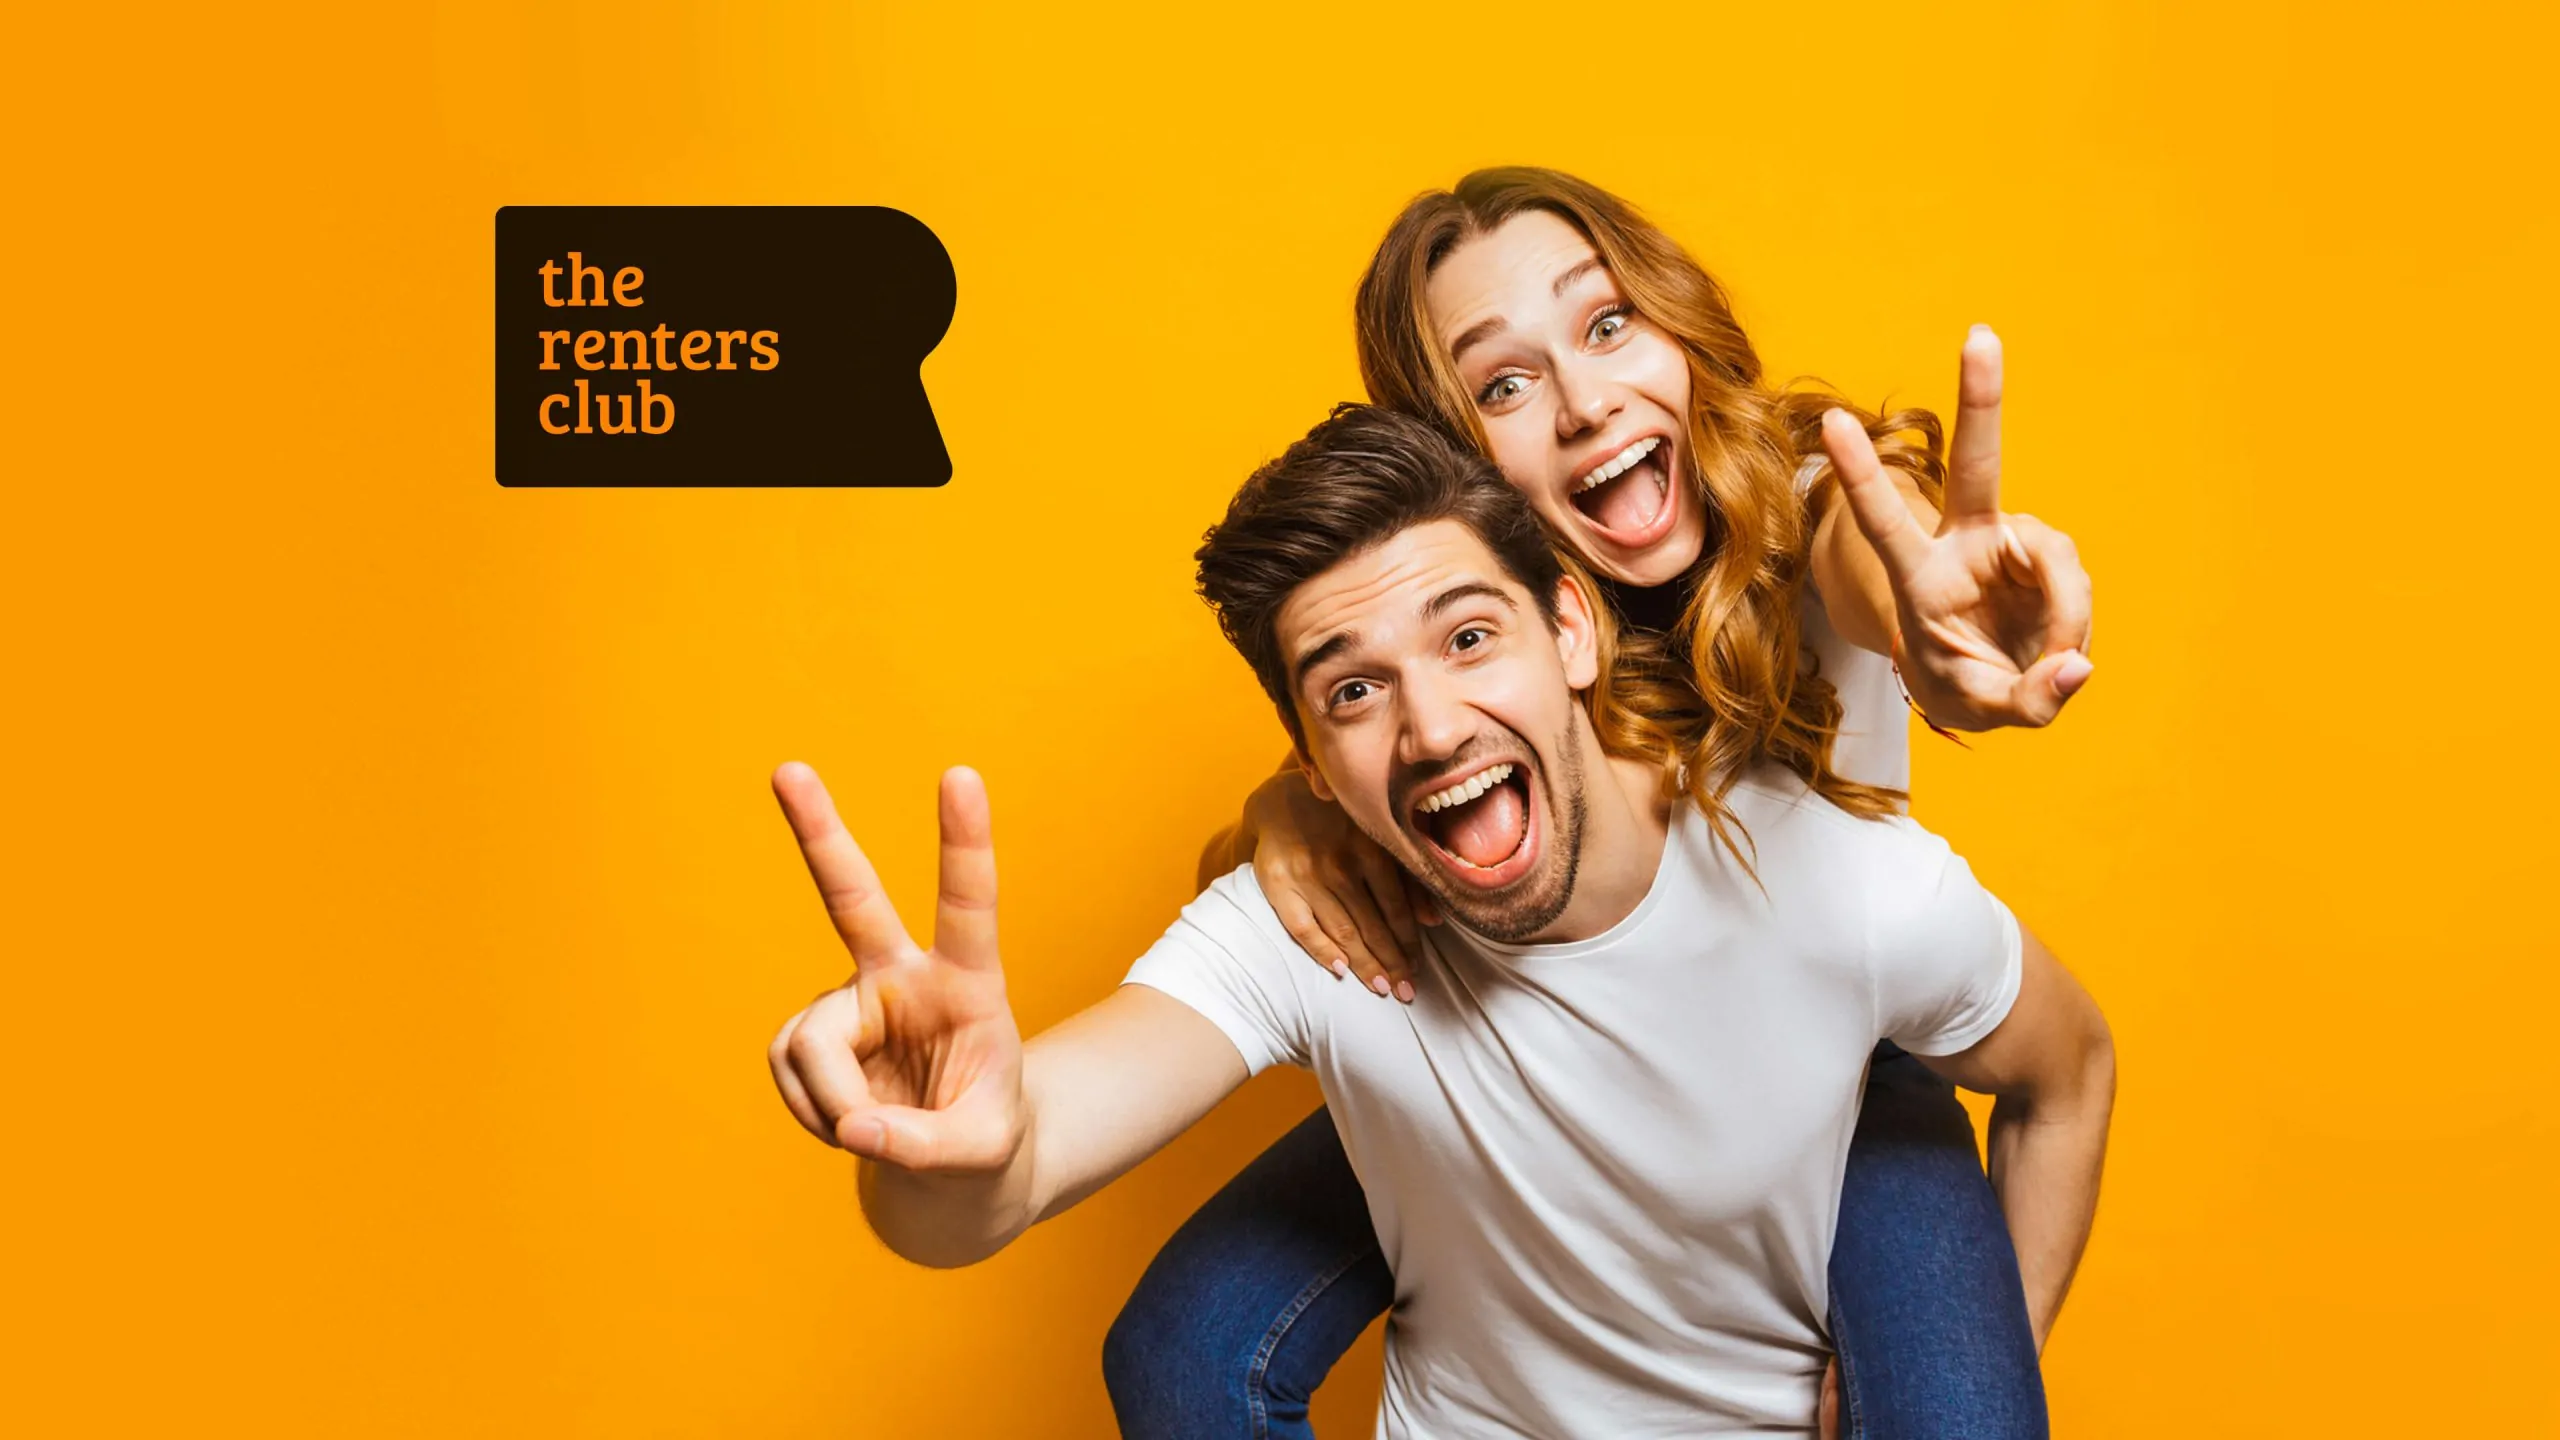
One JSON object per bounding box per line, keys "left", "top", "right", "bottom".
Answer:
{"left": 1330, "top": 679, "right": 1376, "bottom": 708}
{"left": 1477, "top": 374, "right": 1529, "bottom": 406}
{"left": 1452, "top": 627, "right": 1489, "bottom": 652}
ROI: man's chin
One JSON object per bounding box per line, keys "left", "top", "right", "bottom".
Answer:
{"left": 1394, "top": 758, "right": 1576, "bottom": 942}
{"left": 1420, "top": 868, "right": 1573, "bottom": 945}
{"left": 1399, "top": 832, "right": 1572, "bottom": 944}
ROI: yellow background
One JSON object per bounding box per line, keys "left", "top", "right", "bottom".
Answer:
{"left": 7, "top": 2, "right": 2554, "bottom": 1434}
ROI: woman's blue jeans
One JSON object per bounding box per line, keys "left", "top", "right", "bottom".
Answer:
{"left": 1102, "top": 1043, "right": 2047, "bottom": 1438}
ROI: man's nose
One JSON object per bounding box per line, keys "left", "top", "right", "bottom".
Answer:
{"left": 1396, "top": 669, "right": 1475, "bottom": 768}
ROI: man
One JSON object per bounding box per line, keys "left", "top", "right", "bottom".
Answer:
{"left": 766, "top": 405, "right": 2114, "bottom": 1436}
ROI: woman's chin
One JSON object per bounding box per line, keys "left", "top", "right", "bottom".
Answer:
{"left": 1577, "top": 528, "right": 1704, "bottom": 590}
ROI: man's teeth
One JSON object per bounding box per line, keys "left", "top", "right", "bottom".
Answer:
{"left": 1575, "top": 436, "right": 1662, "bottom": 493}
{"left": 1417, "top": 762, "right": 1516, "bottom": 814}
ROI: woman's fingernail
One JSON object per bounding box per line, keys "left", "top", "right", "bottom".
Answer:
{"left": 1331, "top": 960, "right": 1351, "bottom": 981}
{"left": 1394, "top": 980, "right": 1416, "bottom": 1004}
{"left": 1370, "top": 975, "right": 1392, "bottom": 996}
{"left": 2054, "top": 652, "right": 2095, "bottom": 697}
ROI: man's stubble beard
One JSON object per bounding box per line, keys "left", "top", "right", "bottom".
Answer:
{"left": 1414, "top": 711, "right": 1590, "bottom": 945}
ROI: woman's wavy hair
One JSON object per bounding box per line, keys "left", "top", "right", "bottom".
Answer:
{"left": 1354, "top": 166, "right": 1948, "bottom": 861}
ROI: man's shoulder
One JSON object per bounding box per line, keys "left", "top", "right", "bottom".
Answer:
{"left": 1712, "top": 766, "right": 1931, "bottom": 845}
{"left": 1182, "top": 864, "right": 1293, "bottom": 949}
{"left": 1692, "top": 767, "right": 1965, "bottom": 896}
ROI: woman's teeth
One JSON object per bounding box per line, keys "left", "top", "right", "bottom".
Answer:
{"left": 1575, "top": 436, "right": 1662, "bottom": 493}
{"left": 1417, "top": 762, "right": 1515, "bottom": 814}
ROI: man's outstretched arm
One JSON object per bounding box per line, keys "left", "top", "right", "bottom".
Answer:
{"left": 856, "top": 986, "right": 1248, "bottom": 1268}
{"left": 1917, "top": 927, "right": 2116, "bottom": 1349}
{"left": 765, "top": 762, "right": 1249, "bottom": 1270}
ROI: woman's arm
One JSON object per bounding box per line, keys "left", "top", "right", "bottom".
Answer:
{"left": 1200, "top": 758, "right": 1426, "bottom": 999}
{"left": 1810, "top": 452, "right": 1938, "bottom": 656}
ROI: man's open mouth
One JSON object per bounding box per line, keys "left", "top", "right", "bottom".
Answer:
{"left": 1567, "top": 434, "right": 1678, "bottom": 548}
{"left": 1411, "top": 760, "right": 1539, "bottom": 888}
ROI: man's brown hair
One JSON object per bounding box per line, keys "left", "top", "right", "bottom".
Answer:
{"left": 1196, "top": 404, "right": 1688, "bottom": 787}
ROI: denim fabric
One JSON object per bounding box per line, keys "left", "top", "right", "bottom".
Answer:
{"left": 1103, "top": 1044, "right": 2045, "bottom": 1438}
{"left": 1828, "top": 1043, "right": 2048, "bottom": 1439}
{"left": 1103, "top": 1107, "right": 1395, "bottom": 1439}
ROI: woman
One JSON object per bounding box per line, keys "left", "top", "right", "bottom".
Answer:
{"left": 1105, "top": 168, "right": 2094, "bottom": 1438}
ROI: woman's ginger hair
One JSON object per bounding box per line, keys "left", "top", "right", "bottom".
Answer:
{"left": 1354, "top": 166, "right": 1948, "bottom": 860}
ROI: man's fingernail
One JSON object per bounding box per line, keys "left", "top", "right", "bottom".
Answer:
{"left": 2054, "top": 652, "right": 2095, "bottom": 698}
{"left": 1394, "top": 980, "right": 1416, "bottom": 1004}
{"left": 1370, "top": 975, "right": 1391, "bottom": 996}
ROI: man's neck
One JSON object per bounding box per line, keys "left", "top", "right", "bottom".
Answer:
{"left": 1528, "top": 748, "right": 1674, "bottom": 944}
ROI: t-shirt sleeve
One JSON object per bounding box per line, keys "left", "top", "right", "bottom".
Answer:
{"left": 1121, "top": 866, "right": 1317, "bottom": 1076}
{"left": 1861, "top": 819, "right": 2025, "bottom": 1056}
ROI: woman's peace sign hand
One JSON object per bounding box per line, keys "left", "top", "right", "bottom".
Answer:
{"left": 1823, "top": 327, "right": 2096, "bottom": 731}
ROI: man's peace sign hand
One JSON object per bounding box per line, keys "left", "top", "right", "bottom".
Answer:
{"left": 765, "top": 762, "right": 1028, "bottom": 1173}
{"left": 1823, "top": 327, "right": 2096, "bottom": 730}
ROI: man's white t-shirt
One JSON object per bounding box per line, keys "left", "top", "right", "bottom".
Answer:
{"left": 1124, "top": 768, "right": 2020, "bottom": 1438}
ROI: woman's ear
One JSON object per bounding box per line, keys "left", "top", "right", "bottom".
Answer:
{"left": 1553, "top": 572, "right": 1602, "bottom": 692}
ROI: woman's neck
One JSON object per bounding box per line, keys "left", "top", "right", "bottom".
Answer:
{"left": 1592, "top": 564, "right": 1701, "bottom": 638}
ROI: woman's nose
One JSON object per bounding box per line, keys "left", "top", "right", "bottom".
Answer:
{"left": 1551, "top": 359, "right": 1620, "bottom": 438}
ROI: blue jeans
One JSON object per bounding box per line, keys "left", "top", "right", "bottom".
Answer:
{"left": 1102, "top": 1043, "right": 2047, "bottom": 1438}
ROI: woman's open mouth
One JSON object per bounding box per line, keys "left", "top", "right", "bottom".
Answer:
{"left": 1566, "top": 434, "right": 1679, "bottom": 550}
{"left": 1410, "top": 760, "right": 1540, "bottom": 890}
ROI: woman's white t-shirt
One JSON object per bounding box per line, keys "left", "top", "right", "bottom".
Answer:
{"left": 1794, "top": 443, "right": 1911, "bottom": 795}
{"left": 1801, "top": 580, "right": 1910, "bottom": 795}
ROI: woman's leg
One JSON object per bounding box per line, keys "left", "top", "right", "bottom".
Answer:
{"left": 1104, "top": 1106, "right": 1393, "bottom": 1440}
{"left": 1829, "top": 1042, "right": 2050, "bottom": 1439}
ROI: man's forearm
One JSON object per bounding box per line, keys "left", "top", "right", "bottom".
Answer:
{"left": 1985, "top": 1034, "right": 2115, "bottom": 1348}
{"left": 857, "top": 985, "right": 1252, "bottom": 1269}
{"left": 856, "top": 1128, "right": 1044, "bottom": 1270}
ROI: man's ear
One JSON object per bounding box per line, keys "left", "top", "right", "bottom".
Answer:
{"left": 1553, "top": 572, "right": 1602, "bottom": 692}
{"left": 1297, "top": 746, "right": 1338, "bottom": 803}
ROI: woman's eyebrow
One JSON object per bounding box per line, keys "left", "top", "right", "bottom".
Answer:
{"left": 1551, "top": 257, "right": 1605, "bottom": 296}
{"left": 1447, "top": 259, "right": 1612, "bottom": 363}
{"left": 1448, "top": 316, "right": 1507, "bottom": 365}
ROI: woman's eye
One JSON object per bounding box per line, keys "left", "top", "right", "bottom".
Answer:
{"left": 1591, "top": 308, "right": 1629, "bottom": 343}
{"left": 1477, "top": 374, "right": 1530, "bottom": 406}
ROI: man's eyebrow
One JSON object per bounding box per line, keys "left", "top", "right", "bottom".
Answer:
{"left": 1424, "top": 581, "right": 1519, "bottom": 621}
{"left": 1552, "top": 256, "right": 1605, "bottom": 297}
{"left": 1291, "top": 585, "right": 1516, "bottom": 691}
{"left": 1291, "top": 630, "right": 1357, "bottom": 693}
